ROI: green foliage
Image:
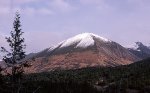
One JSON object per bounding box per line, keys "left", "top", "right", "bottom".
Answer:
{"left": 0, "top": 12, "right": 27, "bottom": 93}
{"left": 23, "top": 58, "right": 150, "bottom": 93}
{"left": 0, "top": 56, "right": 149, "bottom": 93}
{"left": 1, "top": 12, "right": 26, "bottom": 64}
{"left": 19, "top": 81, "right": 99, "bottom": 93}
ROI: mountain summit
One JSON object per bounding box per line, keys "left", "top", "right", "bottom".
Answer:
{"left": 26, "top": 33, "right": 139, "bottom": 73}
{"left": 49, "top": 33, "right": 111, "bottom": 50}
{"left": 128, "top": 42, "right": 150, "bottom": 59}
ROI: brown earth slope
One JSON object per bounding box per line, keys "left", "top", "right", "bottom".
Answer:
{"left": 25, "top": 33, "right": 139, "bottom": 73}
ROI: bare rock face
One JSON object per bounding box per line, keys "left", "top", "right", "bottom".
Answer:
{"left": 25, "top": 33, "right": 139, "bottom": 73}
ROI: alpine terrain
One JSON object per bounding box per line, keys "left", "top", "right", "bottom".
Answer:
{"left": 24, "top": 33, "right": 139, "bottom": 73}
{"left": 128, "top": 42, "right": 150, "bottom": 59}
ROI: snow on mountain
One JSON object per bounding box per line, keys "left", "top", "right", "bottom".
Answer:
{"left": 128, "top": 42, "right": 150, "bottom": 59}
{"left": 49, "top": 33, "right": 111, "bottom": 51}
{"left": 128, "top": 43, "right": 141, "bottom": 51}
{"left": 25, "top": 33, "right": 139, "bottom": 73}
{"left": 128, "top": 42, "right": 149, "bottom": 51}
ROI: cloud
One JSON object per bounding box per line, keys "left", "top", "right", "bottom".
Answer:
{"left": 17, "top": 7, "right": 54, "bottom": 16}
{"left": 79, "top": 0, "right": 150, "bottom": 13}
{"left": 0, "top": 7, "right": 10, "bottom": 15}
{"left": 0, "top": 0, "right": 75, "bottom": 16}
{"left": 13, "top": 0, "right": 39, "bottom": 4}
{"left": 0, "top": 0, "right": 10, "bottom": 6}
{"left": 13, "top": 0, "right": 76, "bottom": 14}
{"left": 80, "top": 0, "right": 103, "bottom": 5}
{"left": 37, "top": 8, "right": 54, "bottom": 15}
{"left": 1, "top": 0, "right": 150, "bottom": 53}
{"left": 0, "top": 0, "right": 54, "bottom": 16}
{"left": 79, "top": 0, "right": 114, "bottom": 14}
{"left": 48, "top": 0, "right": 76, "bottom": 12}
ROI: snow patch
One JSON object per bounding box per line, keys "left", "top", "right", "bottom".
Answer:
{"left": 48, "top": 41, "right": 65, "bottom": 51}
{"left": 60, "top": 33, "right": 94, "bottom": 48}
{"left": 76, "top": 36, "right": 94, "bottom": 48}
{"left": 126, "top": 43, "right": 139, "bottom": 50}
{"left": 48, "top": 33, "right": 111, "bottom": 51}
{"left": 60, "top": 33, "right": 111, "bottom": 48}
{"left": 132, "top": 44, "right": 139, "bottom": 50}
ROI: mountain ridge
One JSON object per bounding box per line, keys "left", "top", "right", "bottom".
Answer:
{"left": 128, "top": 42, "right": 150, "bottom": 59}
{"left": 24, "top": 33, "right": 139, "bottom": 73}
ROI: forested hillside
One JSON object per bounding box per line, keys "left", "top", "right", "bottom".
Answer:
{"left": 18, "top": 58, "right": 150, "bottom": 93}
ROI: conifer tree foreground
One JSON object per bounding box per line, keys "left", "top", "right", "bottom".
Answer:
{"left": 1, "top": 12, "right": 26, "bottom": 93}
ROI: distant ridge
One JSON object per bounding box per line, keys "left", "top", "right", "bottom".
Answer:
{"left": 128, "top": 42, "right": 150, "bottom": 59}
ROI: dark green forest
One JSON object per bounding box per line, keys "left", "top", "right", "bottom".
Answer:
{"left": 1, "top": 57, "right": 148, "bottom": 93}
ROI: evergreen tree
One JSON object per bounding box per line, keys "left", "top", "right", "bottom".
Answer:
{"left": 1, "top": 12, "right": 26, "bottom": 93}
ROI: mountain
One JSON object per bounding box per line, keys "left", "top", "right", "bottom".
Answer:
{"left": 128, "top": 42, "right": 150, "bottom": 59}
{"left": 25, "top": 33, "right": 139, "bottom": 73}
{"left": 23, "top": 53, "right": 36, "bottom": 61}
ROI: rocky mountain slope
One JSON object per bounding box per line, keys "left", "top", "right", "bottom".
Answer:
{"left": 128, "top": 42, "right": 150, "bottom": 59}
{"left": 25, "top": 33, "right": 139, "bottom": 73}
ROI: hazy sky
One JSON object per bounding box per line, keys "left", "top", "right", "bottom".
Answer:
{"left": 0, "top": 0, "right": 150, "bottom": 53}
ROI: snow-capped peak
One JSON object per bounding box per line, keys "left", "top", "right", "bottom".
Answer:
{"left": 131, "top": 44, "right": 139, "bottom": 50}
{"left": 49, "top": 33, "right": 111, "bottom": 51}
{"left": 127, "top": 42, "right": 141, "bottom": 51}
{"left": 128, "top": 42, "right": 150, "bottom": 52}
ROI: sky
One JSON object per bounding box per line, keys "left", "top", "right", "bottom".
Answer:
{"left": 0, "top": 0, "right": 150, "bottom": 54}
